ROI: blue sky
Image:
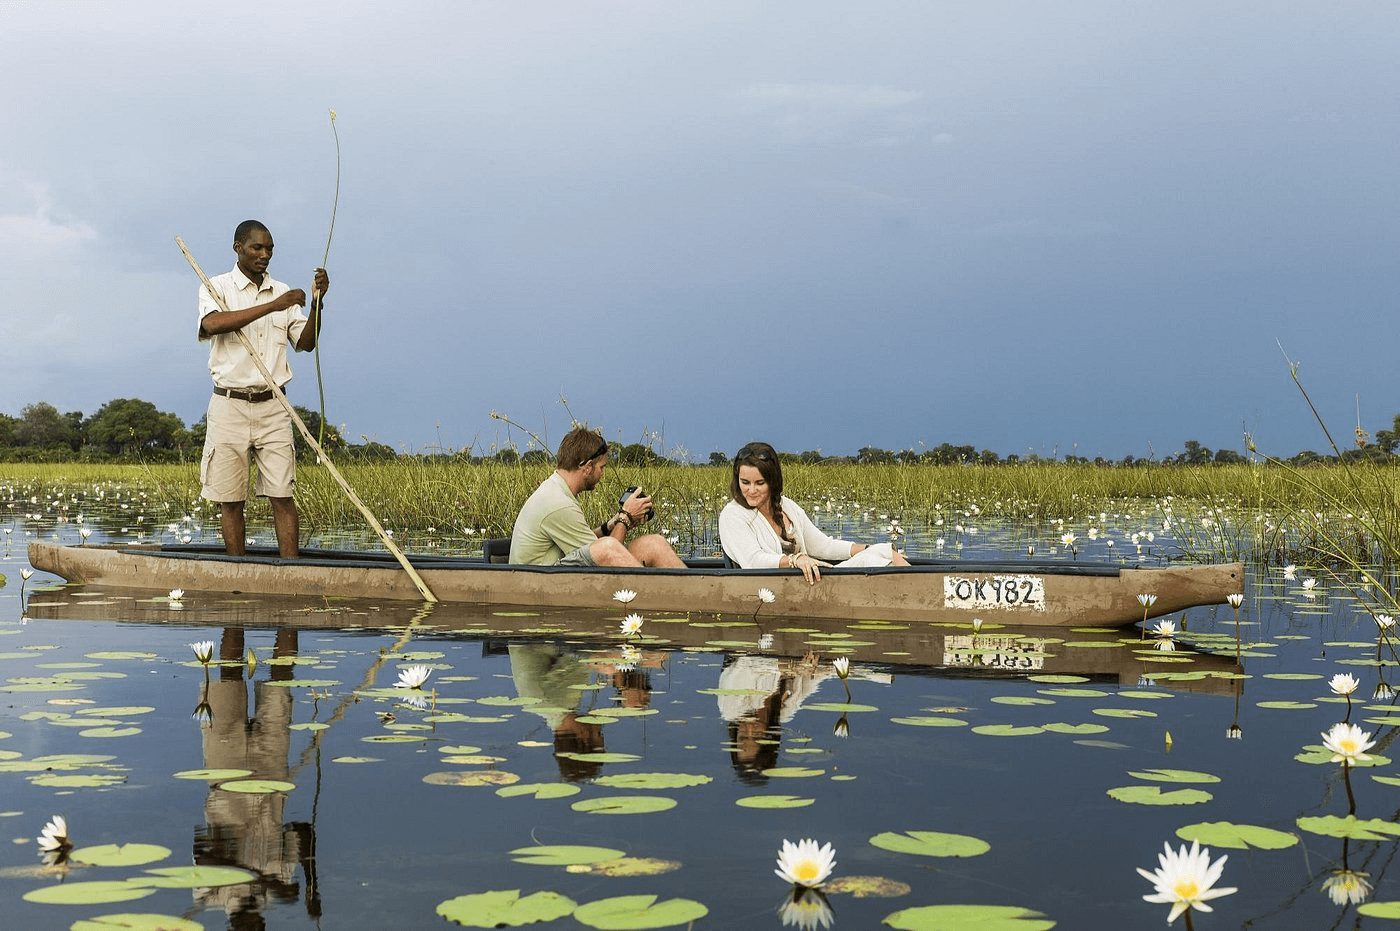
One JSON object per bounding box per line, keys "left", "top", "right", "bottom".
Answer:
{"left": 2, "top": 2, "right": 1394, "bottom": 462}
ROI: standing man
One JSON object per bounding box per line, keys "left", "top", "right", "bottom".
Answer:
{"left": 510, "top": 426, "right": 687, "bottom": 567}
{"left": 198, "top": 219, "right": 328, "bottom": 558}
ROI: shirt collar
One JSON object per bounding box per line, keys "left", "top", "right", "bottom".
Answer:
{"left": 230, "top": 264, "right": 273, "bottom": 293}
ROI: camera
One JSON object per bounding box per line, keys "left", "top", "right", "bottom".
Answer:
{"left": 620, "top": 486, "right": 655, "bottom": 522}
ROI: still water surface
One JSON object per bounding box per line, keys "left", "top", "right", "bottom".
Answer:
{"left": 1, "top": 517, "right": 1397, "bottom": 930}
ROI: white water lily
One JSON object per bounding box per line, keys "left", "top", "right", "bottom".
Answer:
{"left": 1137, "top": 839, "right": 1237, "bottom": 924}
{"left": 1282, "top": 564, "right": 1297, "bottom": 580}
{"left": 1322, "top": 722, "right": 1376, "bottom": 764}
{"left": 20, "top": 568, "right": 33, "bottom": 580}
{"left": 1328, "top": 673, "right": 1360, "bottom": 696}
{"left": 612, "top": 589, "right": 637, "bottom": 605}
{"left": 1300, "top": 577, "right": 1318, "bottom": 597}
{"left": 190, "top": 640, "right": 215, "bottom": 665}
{"left": 757, "top": 587, "right": 776, "bottom": 604}
{"left": 832, "top": 657, "right": 849, "bottom": 679}
{"left": 1226, "top": 593, "right": 1243, "bottom": 608}
{"left": 1137, "top": 593, "right": 1158, "bottom": 609}
{"left": 775, "top": 838, "right": 836, "bottom": 888}
{"left": 1226, "top": 724, "right": 1243, "bottom": 739}
{"left": 971, "top": 618, "right": 983, "bottom": 633}
{"left": 79, "top": 528, "right": 93, "bottom": 541}
{"left": 37, "top": 815, "right": 70, "bottom": 852}
{"left": 1153, "top": 619, "right": 1176, "bottom": 638}
{"left": 620, "top": 613, "right": 644, "bottom": 637}
{"left": 1060, "top": 532, "right": 1076, "bottom": 548}
{"left": 1322, "top": 869, "right": 1372, "bottom": 906}
{"left": 168, "top": 588, "right": 184, "bottom": 601}
{"left": 1375, "top": 681, "right": 1396, "bottom": 702}
{"left": 1375, "top": 614, "right": 1396, "bottom": 632}
{"left": 396, "top": 665, "right": 431, "bottom": 689}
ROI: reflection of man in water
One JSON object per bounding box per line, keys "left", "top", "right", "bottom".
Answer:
{"left": 196, "top": 628, "right": 318, "bottom": 927}
{"left": 717, "top": 654, "right": 833, "bottom": 783}
{"left": 508, "top": 642, "right": 658, "bottom": 782}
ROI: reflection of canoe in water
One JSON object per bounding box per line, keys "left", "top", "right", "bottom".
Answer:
{"left": 22, "top": 578, "right": 1245, "bottom": 694}
{"left": 28, "top": 542, "right": 1242, "bottom": 629}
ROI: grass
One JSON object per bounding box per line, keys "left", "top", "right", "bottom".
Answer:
{"left": 2, "top": 460, "right": 1395, "bottom": 579}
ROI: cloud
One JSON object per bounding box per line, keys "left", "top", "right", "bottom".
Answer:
{"left": 0, "top": 172, "right": 97, "bottom": 260}
{"left": 739, "top": 82, "right": 928, "bottom": 146}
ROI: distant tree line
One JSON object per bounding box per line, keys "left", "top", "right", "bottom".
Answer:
{"left": 1, "top": 398, "right": 1397, "bottom": 467}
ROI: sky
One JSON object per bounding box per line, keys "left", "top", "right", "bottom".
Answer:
{"left": 2, "top": 1, "right": 1395, "bottom": 463}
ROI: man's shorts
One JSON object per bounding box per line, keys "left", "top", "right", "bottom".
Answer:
{"left": 200, "top": 393, "right": 297, "bottom": 502}
{"left": 559, "top": 542, "right": 599, "bottom": 567}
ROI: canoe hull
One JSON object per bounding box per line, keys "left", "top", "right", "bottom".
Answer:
{"left": 27, "top": 543, "right": 1243, "bottom": 629}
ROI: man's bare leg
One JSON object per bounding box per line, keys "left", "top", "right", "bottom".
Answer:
{"left": 628, "top": 535, "right": 686, "bottom": 568}
{"left": 269, "top": 496, "right": 300, "bottom": 558}
{"left": 219, "top": 501, "right": 247, "bottom": 556}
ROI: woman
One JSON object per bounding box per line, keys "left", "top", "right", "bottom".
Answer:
{"left": 719, "top": 442, "right": 909, "bottom": 583}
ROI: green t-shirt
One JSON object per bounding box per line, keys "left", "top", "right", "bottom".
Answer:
{"left": 509, "top": 472, "right": 596, "bottom": 564}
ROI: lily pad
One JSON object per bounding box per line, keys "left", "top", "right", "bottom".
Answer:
{"left": 869, "top": 830, "right": 990, "bottom": 858}
{"left": 971, "top": 725, "right": 1044, "bottom": 736}
{"left": 891, "top": 716, "right": 968, "bottom": 728}
{"left": 23, "top": 881, "right": 157, "bottom": 905}
{"left": 882, "top": 904, "right": 1055, "bottom": 930}
{"left": 735, "top": 795, "right": 816, "bottom": 809}
{"left": 825, "top": 875, "right": 911, "bottom": 898}
{"left": 424, "top": 771, "right": 521, "bottom": 787}
{"left": 1128, "top": 769, "right": 1221, "bottom": 784}
{"left": 594, "top": 772, "right": 711, "bottom": 790}
{"left": 217, "top": 779, "right": 296, "bottom": 794}
{"left": 436, "top": 889, "right": 578, "bottom": 927}
{"left": 1042, "top": 723, "right": 1109, "bottom": 735}
{"left": 566, "top": 857, "right": 682, "bottom": 877}
{"left": 1107, "top": 785, "right": 1212, "bottom": 806}
{"left": 135, "top": 865, "right": 257, "bottom": 888}
{"left": 572, "top": 894, "right": 708, "bottom": 929}
{"left": 173, "top": 768, "right": 252, "bottom": 781}
{"left": 510, "top": 845, "right": 625, "bottom": 866}
{"left": 1359, "top": 902, "right": 1400, "bottom": 918}
{"left": 1175, "top": 822, "right": 1299, "bottom": 850}
{"left": 71, "top": 915, "right": 205, "bottom": 931}
{"left": 71, "top": 844, "right": 172, "bottom": 867}
{"left": 30, "top": 773, "right": 127, "bottom": 788}
{"left": 497, "top": 782, "right": 582, "bottom": 800}
{"left": 571, "top": 796, "right": 678, "bottom": 815}
{"left": 762, "top": 767, "right": 825, "bottom": 778}
{"left": 1296, "top": 814, "right": 1400, "bottom": 840}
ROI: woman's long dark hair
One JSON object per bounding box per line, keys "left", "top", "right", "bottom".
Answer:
{"left": 730, "top": 441, "right": 793, "bottom": 545}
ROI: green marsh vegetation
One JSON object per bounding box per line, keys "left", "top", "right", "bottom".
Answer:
{"left": 2, "top": 458, "right": 1394, "bottom": 584}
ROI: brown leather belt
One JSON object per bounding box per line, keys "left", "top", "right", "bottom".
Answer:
{"left": 213, "top": 386, "right": 276, "bottom": 403}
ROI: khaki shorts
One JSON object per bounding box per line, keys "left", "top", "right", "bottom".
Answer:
{"left": 200, "top": 393, "right": 297, "bottom": 501}
{"left": 559, "top": 542, "right": 599, "bottom": 567}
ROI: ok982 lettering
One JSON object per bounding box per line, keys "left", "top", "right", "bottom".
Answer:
{"left": 943, "top": 574, "right": 1046, "bottom": 612}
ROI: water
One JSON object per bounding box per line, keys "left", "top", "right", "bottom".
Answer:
{"left": 1, "top": 517, "right": 1397, "bottom": 930}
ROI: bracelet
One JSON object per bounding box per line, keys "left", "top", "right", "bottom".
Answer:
{"left": 617, "top": 511, "right": 633, "bottom": 530}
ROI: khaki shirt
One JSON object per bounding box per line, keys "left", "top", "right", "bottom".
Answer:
{"left": 198, "top": 264, "right": 308, "bottom": 390}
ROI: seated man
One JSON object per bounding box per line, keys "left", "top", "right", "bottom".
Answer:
{"left": 509, "top": 427, "right": 687, "bottom": 568}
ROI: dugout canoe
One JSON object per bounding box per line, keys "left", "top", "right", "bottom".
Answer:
{"left": 27, "top": 542, "right": 1242, "bottom": 629}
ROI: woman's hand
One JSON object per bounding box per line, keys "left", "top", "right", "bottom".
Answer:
{"left": 793, "top": 553, "right": 833, "bottom": 584}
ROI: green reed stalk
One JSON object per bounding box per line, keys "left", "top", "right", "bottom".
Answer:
{"left": 313, "top": 108, "right": 341, "bottom": 449}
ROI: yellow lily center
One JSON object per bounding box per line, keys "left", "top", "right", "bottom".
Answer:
{"left": 1173, "top": 879, "right": 1200, "bottom": 901}
{"left": 795, "top": 861, "right": 821, "bottom": 883}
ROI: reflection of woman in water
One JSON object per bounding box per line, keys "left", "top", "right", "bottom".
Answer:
{"left": 717, "top": 654, "right": 833, "bottom": 783}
